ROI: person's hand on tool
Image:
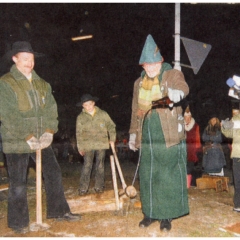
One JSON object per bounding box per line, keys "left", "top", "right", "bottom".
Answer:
{"left": 39, "top": 132, "right": 53, "bottom": 149}
{"left": 109, "top": 141, "right": 115, "bottom": 149}
{"left": 79, "top": 151, "right": 85, "bottom": 156}
{"left": 26, "top": 136, "right": 40, "bottom": 150}
{"left": 129, "top": 133, "right": 138, "bottom": 151}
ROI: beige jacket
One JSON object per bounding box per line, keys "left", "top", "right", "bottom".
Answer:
{"left": 221, "top": 113, "right": 240, "bottom": 158}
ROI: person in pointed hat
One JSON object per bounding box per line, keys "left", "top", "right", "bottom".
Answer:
{"left": 129, "top": 34, "right": 189, "bottom": 231}
{"left": 184, "top": 105, "right": 201, "bottom": 187}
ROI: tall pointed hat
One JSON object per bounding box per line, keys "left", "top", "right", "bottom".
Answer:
{"left": 139, "top": 34, "right": 163, "bottom": 65}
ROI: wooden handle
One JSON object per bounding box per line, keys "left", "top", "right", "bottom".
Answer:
{"left": 36, "top": 149, "right": 42, "bottom": 224}
{"left": 110, "top": 144, "right": 127, "bottom": 190}
{"left": 110, "top": 155, "right": 119, "bottom": 210}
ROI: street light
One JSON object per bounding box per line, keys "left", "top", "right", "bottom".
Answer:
{"left": 71, "top": 35, "right": 93, "bottom": 41}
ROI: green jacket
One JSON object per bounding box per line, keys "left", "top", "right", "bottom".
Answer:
{"left": 0, "top": 64, "right": 58, "bottom": 154}
{"left": 221, "top": 113, "right": 240, "bottom": 158}
{"left": 76, "top": 106, "right": 116, "bottom": 151}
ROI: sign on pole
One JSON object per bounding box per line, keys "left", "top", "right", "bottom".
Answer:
{"left": 181, "top": 37, "right": 212, "bottom": 74}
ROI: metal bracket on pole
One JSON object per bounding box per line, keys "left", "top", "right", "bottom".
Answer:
{"left": 172, "top": 62, "right": 197, "bottom": 70}
{"left": 173, "top": 35, "right": 212, "bottom": 74}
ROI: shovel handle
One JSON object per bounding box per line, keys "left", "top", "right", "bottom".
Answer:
{"left": 36, "top": 149, "right": 42, "bottom": 224}
{"left": 110, "top": 155, "right": 120, "bottom": 210}
{"left": 110, "top": 143, "right": 127, "bottom": 190}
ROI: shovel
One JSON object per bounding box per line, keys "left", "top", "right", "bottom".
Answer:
{"left": 110, "top": 142, "right": 137, "bottom": 198}
{"left": 30, "top": 148, "right": 50, "bottom": 231}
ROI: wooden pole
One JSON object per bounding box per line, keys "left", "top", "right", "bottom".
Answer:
{"left": 36, "top": 149, "right": 42, "bottom": 224}
{"left": 110, "top": 155, "right": 120, "bottom": 210}
{"left": 29, "top": 149, "right": 50, "bottom": 231}
{"left": 110, "top": 144, "right": 127, "bottom": 190}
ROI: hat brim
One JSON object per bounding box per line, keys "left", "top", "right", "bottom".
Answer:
{"left": 76, "top": 97, "right": 99, "bottom": 107}
{"left": 4, "top": 50, "right": 45, "bottom": 61}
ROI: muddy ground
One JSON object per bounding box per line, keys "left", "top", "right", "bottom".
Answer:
{"left": 0, "top": 150, "right": 239, "bottom": 237}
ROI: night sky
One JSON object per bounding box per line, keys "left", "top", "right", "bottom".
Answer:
{"left": 0, "top": 2, "right": 240, "bottom": 138}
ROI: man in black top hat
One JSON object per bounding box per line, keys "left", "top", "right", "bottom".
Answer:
{"left": 76, "top": 94, "right": 116, "bottom": 195}
{"left": 0, "top": 41, "right": 81, "bottom": 234}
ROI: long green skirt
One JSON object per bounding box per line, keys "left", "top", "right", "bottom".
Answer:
{"left": 139, "top": 110, "right": 189, "bottom": 220}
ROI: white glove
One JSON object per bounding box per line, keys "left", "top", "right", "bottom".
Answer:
{"left": 27, "top": 136, "right": 40, "bottom": 150}
{"left": 129, "top": 133, "right": 138, "bottom": 152}
{"left": 221, "top": 118, "right": 234, "bottom": 129}
{"left": 178, "top": 123, "right": 183, "bottom": 132}
{"left": 39, "top": 132, "right": 53, "bottom": 149}
{"left": 168, "top": 88, "right": 184, "bottom": 103}
{"left": 233, "top": 75, "right": 240, "bottom": 86}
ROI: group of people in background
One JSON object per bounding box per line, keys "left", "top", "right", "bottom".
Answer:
{"left": 0, "top": 35, "right": 238, "bottom": 235}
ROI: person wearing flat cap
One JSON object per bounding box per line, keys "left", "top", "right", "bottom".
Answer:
{"left": 76, "top": 94, "right": 116, "bottom": 195}
{"left": 0, "top": 41, "right": 81, "bottom": 234}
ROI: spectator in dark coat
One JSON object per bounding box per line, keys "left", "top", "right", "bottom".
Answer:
{"left": 202, "top": 116, "right": 226, "bottom": 176}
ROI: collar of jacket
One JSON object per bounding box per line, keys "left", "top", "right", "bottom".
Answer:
{"left": 232, "top": 112, "right": 240, "bottom": 121}
{"left": 185, "top": 117, "right": 195, "bottom": 131}
{"left": 83, "top": 106, "right": 99, "bottom": 115}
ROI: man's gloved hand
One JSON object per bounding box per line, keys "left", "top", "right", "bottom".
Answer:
{"left": 129, "top": 133, "right": 138, "bottom": 152}
{"left": 27, "top": 136, "right": 40, "bottom": 150}
{"left": 168, "top": 88, "right": 184, "bottom": 103}
{"left": 221, "top": 118, "right": 234, "bottom": 129}
{"left": 39, "top": 132, "right": 53, "bottom": 149}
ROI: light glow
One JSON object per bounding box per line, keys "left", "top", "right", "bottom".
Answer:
{"left": 71, "top": 35, "right": 93, "bottom": 41}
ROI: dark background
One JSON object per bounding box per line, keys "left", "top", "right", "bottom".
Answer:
{"left": 0, "top": 2, "right": 239, "bottom": 139}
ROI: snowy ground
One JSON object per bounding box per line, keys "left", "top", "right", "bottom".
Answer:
{"left": 0, "top": 150, "right": 239, "bottom": 237}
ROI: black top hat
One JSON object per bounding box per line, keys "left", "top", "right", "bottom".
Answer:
{"left": 76, "top": 94, "right": 99, "bottom": 107}
{"left": 7, "top": 41, "right": 44, "bottom": 58}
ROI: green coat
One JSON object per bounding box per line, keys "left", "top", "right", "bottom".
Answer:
{"left": 76, "top": 106, "right": 116, "bottom": 151}
{"left": 130, "top": 63, "right": 189, "bottom": 220}
{"left": 140, "top": 107, "right": 189, "bottom": 220}
{"left": 0, "top": 64, "right": 58, "bottom": 154}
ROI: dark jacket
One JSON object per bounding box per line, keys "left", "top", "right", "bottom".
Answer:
{"left": 76, "top": 106, "right": 116, "bottom": 151}
{"left": 202, "top": 129, "right": 226, "bottom": 173}
{"left": 0, "top": 64, "right": 58, "bottom": 154}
